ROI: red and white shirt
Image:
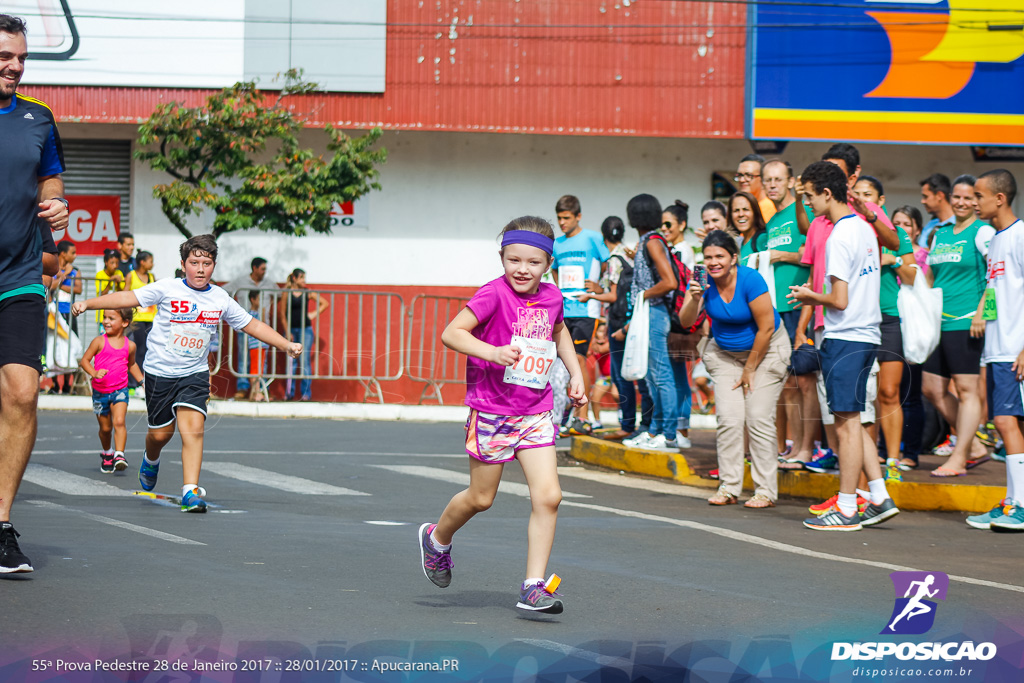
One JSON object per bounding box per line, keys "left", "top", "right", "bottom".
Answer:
{"left": 134, "top": 278, "right": 253, "bottom": 377}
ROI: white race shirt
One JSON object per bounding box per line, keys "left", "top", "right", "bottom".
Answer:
{"left": 823, "top": 214, "right": 881, "bottom": 344}
{"left": 134, "top": 278, "right": 254, "bottom": 377}
{"left": 983, "top": 219, "right": 1024, "bottom": 363}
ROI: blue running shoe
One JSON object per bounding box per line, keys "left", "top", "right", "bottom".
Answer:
{"left": 804, "top": 448, "right": 838, "bottom": 474}
{"left": 180, "top": 486, "right": 207, "bottom": 513}
{"left": 992, "top": 445, "right": 1007, "bottom": 463}
{"left": 990, "top": 503, "right": 1024, "bottom": 532}
{"left": 139, "top": 458, "right": 159, "bottom": 491}
{"left": 966, "top": 499, "right": 1008, "bottom": 530}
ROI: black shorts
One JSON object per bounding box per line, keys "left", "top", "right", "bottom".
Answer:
{"left": 922, "top": 328, "right": 983, "bottom": 378}
{"left": 0, "top": 293, "right": 45, "bottom": 373}
{"left": 564, "top": 317, "right": 598, "bottom": 356}
{"left": 145, "top": 371, "right": 210, "bottom": 428}
{"left": 876, "top": 314, "right": 905, "bottom": 364}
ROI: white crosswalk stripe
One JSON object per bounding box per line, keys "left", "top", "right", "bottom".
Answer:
{"left": 22, "top": 463, "right": 135, "bottom": 497}
{"left": 372, "top": 464, "right": 592, "bottom": 499}
{"left": 25, "top": 500, "right": 205, "bottom": 546}
{"left": 201, "top": 461, "right": 371, "bottom": 496}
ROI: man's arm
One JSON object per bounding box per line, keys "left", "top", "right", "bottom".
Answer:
{"left": 37, "top": 175, "right": 69, "bottom": 232}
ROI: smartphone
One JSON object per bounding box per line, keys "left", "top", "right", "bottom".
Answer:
{"left": 693, "top": 265, "right": 708, "bottom": 289}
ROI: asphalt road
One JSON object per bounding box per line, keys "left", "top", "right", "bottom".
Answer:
{"left": 2, "top": 411, "right": 1021, "bottom": 682}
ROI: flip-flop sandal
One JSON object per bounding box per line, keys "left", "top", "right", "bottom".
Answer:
{"left": 898, "top": 460, "right": 918, "bottom": 471}
{"left": 966, "top": 455, "right": 991, "bottom": 469}
{"left": 778, "top": 460, "right": 807, "bottom": 470}
{"left": 930, "top": 467, "right": 967, "bottom": 477}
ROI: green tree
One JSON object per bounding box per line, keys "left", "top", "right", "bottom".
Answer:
{"left": 135, "top": 70, "right": 385, "bottom": 239}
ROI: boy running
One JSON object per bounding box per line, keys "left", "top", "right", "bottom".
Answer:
{"left": 73, "top": 235, "right": 301, "bottom": 512}
{"left": 967, "top": 170, "right": 1024, "bottom": 531}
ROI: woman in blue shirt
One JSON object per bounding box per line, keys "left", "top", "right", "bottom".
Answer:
{"left": 678, "top": 230, "right": 791, "bottom": 508}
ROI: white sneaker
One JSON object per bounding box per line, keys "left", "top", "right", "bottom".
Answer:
{"left": 623, "top": 432, "right": 654, "bottom": 448}
{"left": 675, "top": 432, "right": 692, "bottom": 449}
{"left": 643, "top": 434, "right": 668, "bottom": 450}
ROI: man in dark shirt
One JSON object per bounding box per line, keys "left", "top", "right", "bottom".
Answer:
{"left": 116, "top": 231, "right": 135, "bottom": 277}
{"left": 0, "top": 14, "right": 71, "bottom": 574}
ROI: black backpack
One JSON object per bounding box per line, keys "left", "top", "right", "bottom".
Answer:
{"left": 607, "top": 254, "right": 634, "bottom": 333}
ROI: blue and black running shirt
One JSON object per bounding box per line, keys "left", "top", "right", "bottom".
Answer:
{"left": 0, "top": 93, "right": 65, "bottom": 296}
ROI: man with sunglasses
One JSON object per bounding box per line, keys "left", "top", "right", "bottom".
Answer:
{"left": 735, "top": 153, "right": 777, "bottom": 222}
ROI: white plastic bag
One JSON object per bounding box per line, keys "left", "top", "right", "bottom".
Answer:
{"left": 897, "top": 265, "right": 942, "bottom": 364}
{"left": 745, "top": 250, "right": 777, "bottom": 309}
{"left": 621, "top": 296, "right": 650, "bottom": 381}
{"left": 45, "top": 302, "right": 83, "bottom": 371}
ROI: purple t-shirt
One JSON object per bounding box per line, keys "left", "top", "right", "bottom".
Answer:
{"left": 464, "top": 277, "right": 564, "bottom": 416}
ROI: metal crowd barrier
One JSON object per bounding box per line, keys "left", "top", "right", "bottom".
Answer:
{"left": 405, "top": 294, "right": 469, "bottom": 404}
{"left": 43, "top": 278, "right": 465, "bottom": 405}
{"left": 224, "top": 288, "right": 405, "bottom": 403}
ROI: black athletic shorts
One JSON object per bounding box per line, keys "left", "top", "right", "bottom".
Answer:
{"left": 145, "top": 371, "right": 210, "bottom": 428}
{"left": 876, "top": 314, "right": 905, "bottom": 364}
{"left": 0, "top": 293, "right": 45, "bottom": 373}
{"left": 564, "top": 317, "right": 598, "bottom": 356}
{"left": 922, "top": 328, "right": 984, "bottom": 378}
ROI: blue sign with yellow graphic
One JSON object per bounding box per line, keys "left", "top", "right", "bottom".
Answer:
{"left": 751, "top": 0, "right": 1024, "bottom": 145}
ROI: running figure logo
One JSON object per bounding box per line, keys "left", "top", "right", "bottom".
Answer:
{"left": 881, "top": 571, "right": 949, "bottom": 635}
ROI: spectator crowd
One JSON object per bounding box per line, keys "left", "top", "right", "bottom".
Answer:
{"left": 545, "top": 144, "right": 1024, "bottom": 533}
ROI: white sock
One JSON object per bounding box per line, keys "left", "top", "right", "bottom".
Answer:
{"left": 182, "top": 484, "right": 200, "bottom": 496}
{"left": 102, "top": 448, "right": 114, "bottom": 455}
{"left": 429, "top": 531, "right": 451, "bottom": 553}
{"left": 114, "top": 451, "right": 124, "bottom": 458}
{"left": 856, "top": 488, "right": 871, "bottom": 500}
{"left": 837, "top": 492, "right": 858, "bottom": 517}
{"left": 522, "top": 577, "right": 545, "bottom": 589}
{"left": 867, "top": 478, "right": 889, "bottom": 505}
{"left": 1007, "top": 454, "right": 1024, "bottom": 505}
{"left": 144, "top": 454, "right": 159, "bottom": 466}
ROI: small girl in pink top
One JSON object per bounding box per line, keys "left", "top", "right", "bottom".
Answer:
{"left": 80, "top": 308, "right": 144, "bottom": 474}
{"left": 417, "top": 216, "right": 587, "bottom": 615}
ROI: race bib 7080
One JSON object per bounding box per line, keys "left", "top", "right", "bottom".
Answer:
{"left": 166, "top": 325, "right": 212, "bottom": 359}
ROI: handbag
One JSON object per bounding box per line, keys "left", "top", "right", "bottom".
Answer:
{"left": 668, "top": 331, "right": 704, "bottom": 361}
{"left": 621, "top": 295, "right": 650, "bottom": 381}
{"left": 897, "top": 264, "right": 943, "bottom": 364}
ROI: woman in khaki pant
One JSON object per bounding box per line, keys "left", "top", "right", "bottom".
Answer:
{"left": 679, "top": 230, "right": 791, "bottom": 508}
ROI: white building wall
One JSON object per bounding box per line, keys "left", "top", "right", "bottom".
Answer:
{"left": 59, "top": 123, "right": 1022, "bottom": 285}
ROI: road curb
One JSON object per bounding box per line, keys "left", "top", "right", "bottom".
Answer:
{"left": 569, "top": 436, "right": 1004, "bottom": 513}
{"left": 37, "top": 395, "right": 470, "bottom": 422}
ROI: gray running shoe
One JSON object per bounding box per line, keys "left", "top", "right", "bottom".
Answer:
{"left": 516, "top": 580, "right": 564, "bottom": 614}
{"left": 803, "top": 509, "right": 863, "bottom": 531}
{"left": 418, "top": 523, "right": 452, "bottom": 588}
{"left": 860, "top": 498, "right": 900, "bottom": 527}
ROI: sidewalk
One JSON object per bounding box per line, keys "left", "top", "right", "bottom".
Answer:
{"left": 569, "top": 431, "right": 1006, "bottom": 514}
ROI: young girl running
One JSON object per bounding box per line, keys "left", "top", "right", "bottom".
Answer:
{"left": 79, "top": 308, "right": 144, "bottom": 473}
{"left": 418, "top": 216, "right": 587, "bottom": 614}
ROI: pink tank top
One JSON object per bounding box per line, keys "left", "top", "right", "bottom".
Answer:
{"left": 92, "top": 335, "right": 130, "bottom": 393}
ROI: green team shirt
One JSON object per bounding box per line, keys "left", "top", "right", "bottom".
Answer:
{"left": 739, "top": 230, "right": 768, "bottom": 262}
{"left": 927, "top": 220, "right": 996, "bottom": 331}
{"left": 879, "top": 226, "right": 913, "bottom": 317}
{"left": 764, "top": 202, "right": 810, "bottom": 313}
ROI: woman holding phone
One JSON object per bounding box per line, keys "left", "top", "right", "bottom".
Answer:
{"left": 678, "top": 230, "right": 791, "bottom": 508}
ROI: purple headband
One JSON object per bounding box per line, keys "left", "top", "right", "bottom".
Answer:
{"left": 501, "top": 230, "right": 554, "bottom": 255}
